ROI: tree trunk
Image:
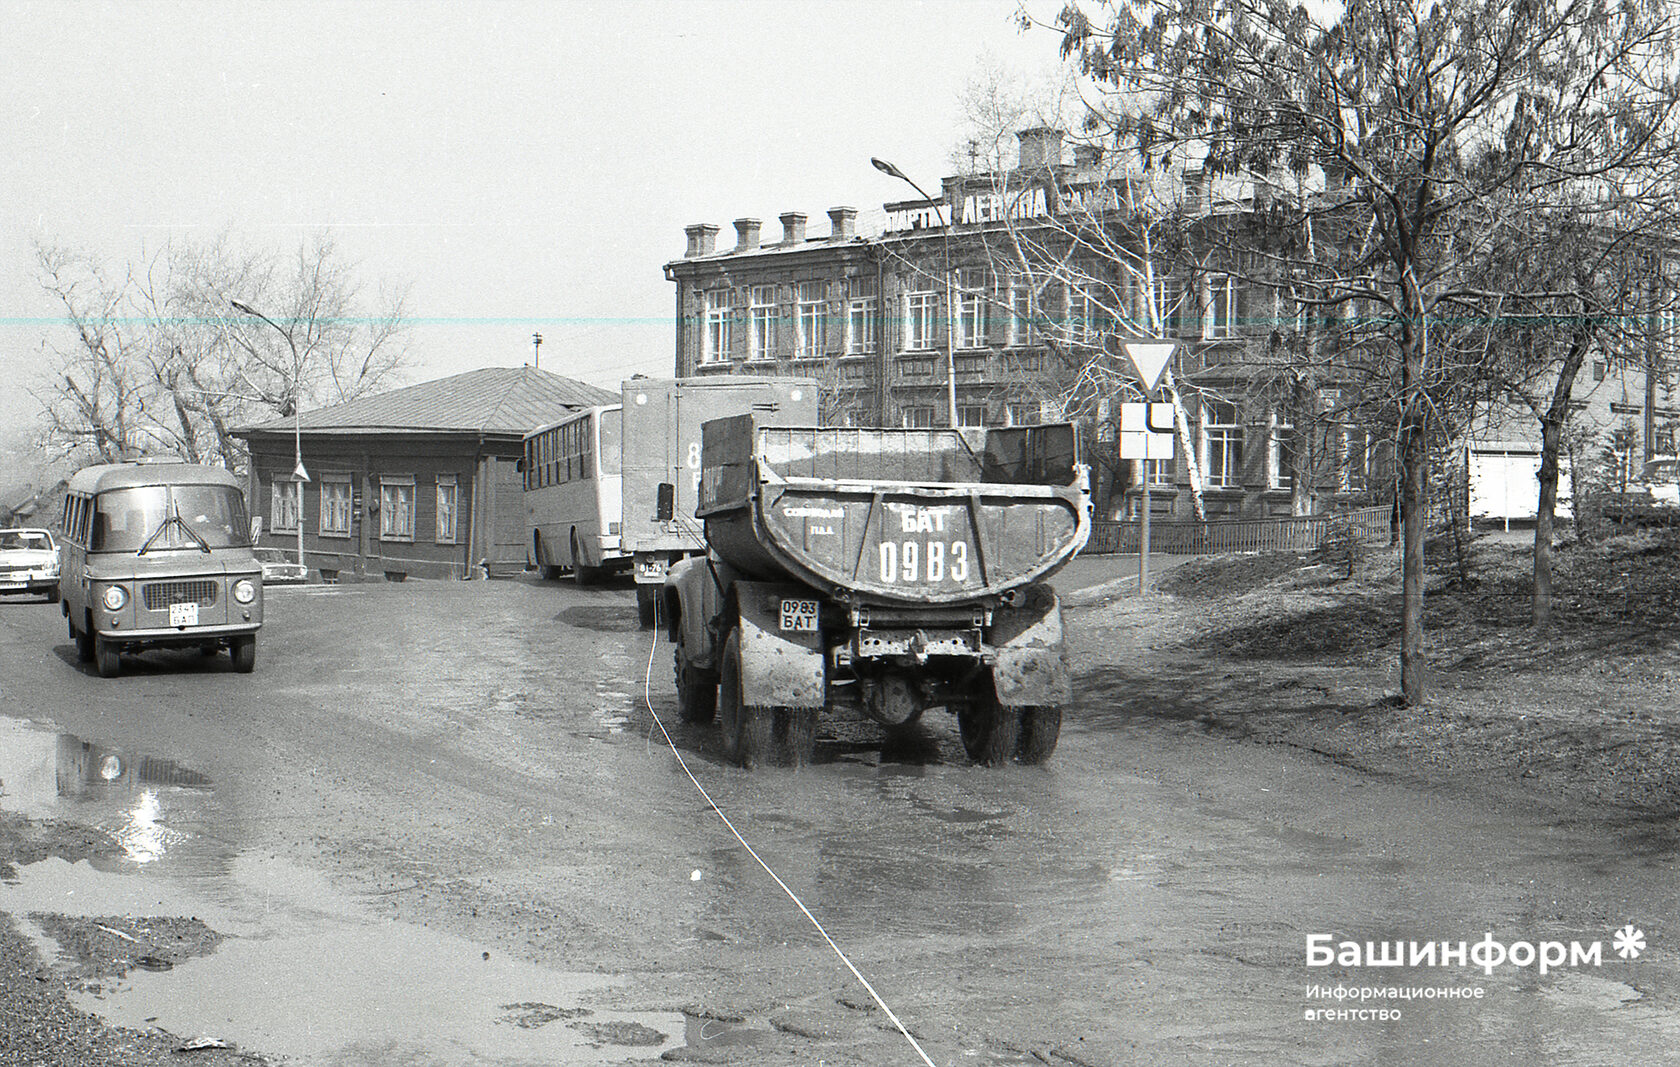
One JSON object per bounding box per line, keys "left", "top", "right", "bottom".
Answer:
{"left": 1399, "top": 291, "right": 1428, "bottom": 706}
{"left": 1534, "top": 332, "right": 1588, "bottom": 630}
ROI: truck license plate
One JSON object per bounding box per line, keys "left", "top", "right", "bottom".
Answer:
{"left": 169, "top": 602, "right": 199, "bottom": 627}
{"left": 779, "top": 598, "right": 819, "bottom": 632}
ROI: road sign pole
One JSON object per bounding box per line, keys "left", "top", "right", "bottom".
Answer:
{"left": 1140, "top": 429, "right": 1151, "bottom": 593}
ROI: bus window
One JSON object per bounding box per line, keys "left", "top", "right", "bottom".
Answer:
{"left": 598, "top": 411, "right": 622, "bottom": 476}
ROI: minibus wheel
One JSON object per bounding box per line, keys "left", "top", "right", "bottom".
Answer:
{"left": 94, "top": 636, "right": 121, "bottom": 678}
{"left": 231, "top": 635, "right": 256, "bottom": 674}
{"left": 71, "top": 616, "right": 93, "bottom": 663}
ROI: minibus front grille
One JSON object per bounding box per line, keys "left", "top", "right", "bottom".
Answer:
{"left": 143, "top": 580, "right": 218, "bottom": 611}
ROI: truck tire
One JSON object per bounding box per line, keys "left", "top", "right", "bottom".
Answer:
{"left": 674, "top": 645, "right": 717, "bottom": 724}
{"left": 1015, "top": 707, "right": 1062, "bottom": 765}
{"left": 958, "top": 676, "right": 1018, "bottom": 766}
{"left": 775, "top": 708, "right": 819, "bottom": 767}
{"left": 94, "top": 635, "right": 122, "bottom": 678}
{"left": 717, "top": 630, "right": 771, "bottom": 768}
{"left": 636, "top": 587, "right": 658, "bottom": 629}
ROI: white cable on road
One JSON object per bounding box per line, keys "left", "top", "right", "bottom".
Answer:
{"left": 641, "top": 628, "right": 938, "bottom": 1067}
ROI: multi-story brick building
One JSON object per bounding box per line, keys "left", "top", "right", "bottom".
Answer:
{"left": 666, "top": 128, "right": 1676, "bottom": 523}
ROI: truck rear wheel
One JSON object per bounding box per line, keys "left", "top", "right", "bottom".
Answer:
{"left": 775, "top": 708, "right": 818, "bottom": 767}
{"left": 717, "top": 630, "right": 771, "bottom": 768}
{"left": 674, "top": 645, "right": 717, "bottom": 724}
{"left": 1015, "top": 707, "right": 1062, "bottom": 764}
{"left": 958, "top": 676, "right": 1019, "bottom": 766}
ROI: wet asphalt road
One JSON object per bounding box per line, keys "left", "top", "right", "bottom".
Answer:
{"left": 1, "top": 574, "right": 1678, "bottom": 1066}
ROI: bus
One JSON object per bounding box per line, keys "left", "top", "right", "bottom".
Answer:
{"left": 57, "top": 459, "right": 262, "bottom": 677}
{"left": 522, "top": 404, "right": 627, "bottom": 584}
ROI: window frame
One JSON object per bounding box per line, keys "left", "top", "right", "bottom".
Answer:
{"left": 905, "top": 282, "right": 937, "bottom": 351}
{"left": 1202, "top": 400, "right": 1243, "bottom": 489}
{"left": 703, "top": 289, "right": 734, "bottom": 363}
{"left": 435, "top": 475, "right": 459, "bottom": 545}
{"left": 320, "top": 476, "right": 353, "bottom": 538}
{"left": 270, "top": 478, "right": 301, "bottom": 534}
{"left": 379, "top": 476, "right": 416, "bottom": 542}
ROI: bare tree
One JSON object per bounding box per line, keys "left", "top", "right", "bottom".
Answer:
{"left": 34, "top": 233, "right": 411, "bottom": 470}
{"left": 1049, "top": 0, "right": 1680, "bottom": 703}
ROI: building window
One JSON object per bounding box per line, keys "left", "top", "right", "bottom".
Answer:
{"left": 703, "top": 289, "right": 734, "bottom": 363}
{"left": 1007, "top": 401, "right": 1042, "bottom": 426}
{"left": 795, "top": 281, "right": 825, "bottom": 357}
{"left": 1010, "top": 277, "right": 1038, "bottom": 346}
{"left": 1207, "top": 274, "right": 1241, "bottom": 338}
{"left": 1341, "top": 425, "right": 1369, "bottom": 491}
{"left": 901, "top": 406, "right": 938, "bottom": 428}
{"left": 1271, "top": 410, "right": 1296, "bottom": 489}
{"left": 957, "top": 269, "right": 989, "bottom": 349}
{"left": 958, "top": 404, "right": 987, "bottom": 427}
{"left": 905, "top": 282, "right": 937, "bottom": 350}
{"left": 899, "top": 356, "right": 935, "bottom": 378}
{"left": 320, "top": 477, "right": 352, "bottom": 538}
{"left": 1151, "top": 277, "right": 1184, "bottom": 335}
{"left": 1203, "top": 401, "right": 1243, "bottom": 488}
{"left": 380, "top": 477, "right": 415, "bottom": 541}
{"left": 270, "top": 479, "right": 300, "bottom": 534}
{"left": 1144, "top": 458, "right": 1174, "bottom": 487}
{"left": 1067, "top": 284, "right": 1097, "bottom": 345}
{"left": 1593, "top": 359, "right": 1607, "bottom": 382}
{"left": 846, "top": 277, "right": 878, "bottom": 354}
{"left": 749, "top": 285, "right": 777, "bottom": 361}
{"left": 435, "top": 475, "right": 459, "bottom": 545}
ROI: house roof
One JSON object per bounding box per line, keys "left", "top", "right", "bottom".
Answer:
{"left": 238, "top": 366, "right": 617, "bottom": 438}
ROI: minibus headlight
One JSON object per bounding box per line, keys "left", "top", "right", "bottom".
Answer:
{"left": 233, "top": 579, "right": 256, "bottom": 604}
{"left": 102, "top": 585, "right": 127, "bottom": 611}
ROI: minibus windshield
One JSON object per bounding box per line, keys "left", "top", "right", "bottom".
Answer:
{"left": 91, "top": 485, "right": 251, "bottom": 552}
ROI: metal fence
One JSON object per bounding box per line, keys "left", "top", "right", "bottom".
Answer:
{"left": 1087, "top": 504, "right": 1393, "bottom": 556}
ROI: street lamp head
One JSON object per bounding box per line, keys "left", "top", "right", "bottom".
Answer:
{"left": 230, "top": 299, "right": 257, "bottom": 316}
{"left": 871, "top": 157, "right": 907, "bottom": 181}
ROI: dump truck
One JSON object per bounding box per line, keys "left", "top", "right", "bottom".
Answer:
{"left": 620, "top": 377, "right": 817, "bottom": 627}
{"left": 663, "top": 416, "right": 1091, "bottom": 768}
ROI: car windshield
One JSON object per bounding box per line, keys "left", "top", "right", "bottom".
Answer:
{"left": 92, "top": 485, "right": 251, "bottom": 552}
{"left": 254, "top": 549, "right": 287, "bottom": 563}
{"left": 0, "top": 531, "right": 51, "bottom": 552}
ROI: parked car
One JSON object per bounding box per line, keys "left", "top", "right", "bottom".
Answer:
{"left": 253, "top": 547, "right": 308, "bottom": 585}
{"left": 0, "top": 527, "right": 62, "bottom": 602}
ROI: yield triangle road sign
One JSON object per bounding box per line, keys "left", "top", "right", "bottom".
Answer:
{"left": 1122, "top": 341, "right": 1177, "bottom": 394}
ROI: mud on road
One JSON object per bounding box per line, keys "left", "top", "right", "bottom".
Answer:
{"left": 2, "top": 551, "right": 1680, "bottom": 1066}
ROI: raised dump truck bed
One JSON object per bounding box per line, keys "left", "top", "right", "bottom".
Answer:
{"left": 697, "top": 417, "right": 1089, "bottom": 605}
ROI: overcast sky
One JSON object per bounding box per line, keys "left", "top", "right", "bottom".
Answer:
{"left": 0, "top": 0, "right": 1067, "bottom": 489}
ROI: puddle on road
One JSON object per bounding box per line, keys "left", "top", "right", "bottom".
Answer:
{"left": 0, "top": 717, "right": 685, "bottom": 1066}
{"left": 3, "top": 855, "right": 686, "bottom": 1066}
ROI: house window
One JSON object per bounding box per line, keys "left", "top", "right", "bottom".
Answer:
{"left": 270, "top": 479, "right": 300, "bottom": 533}
{"left": 1144, "top": 458, "right": 1174, "bottom": 487}
{"left": 958, "top": 404, "right": 987, "bottom": 427}
{"left": 436, "top": 475, "right": 459, "bottom": 545}
{"left": 795, "top": 281, "right": 825, "bottom": 357}
{"left": 1207, "top": 274, "right": 1241, "bottom": 339}
{"left": 320, "top": 477, "right": 352, "bottom": 537}
{"left": 703, "top": 290, "right": 734, "bottom": 363}
{"left": 957, "top": 269, "right": 989, "bottom": 349}
{"left": 1341, "top": 425, "right": 1369, "bottom": 491}
{"left": 905, "top": 282, "right": 937, "bottom": 350}
{"left": 379, "top": 477, "right": 415, "bottom": 541}
{"left": 901, "top": 406, "right": 937, "bottom": 428}
{"left": 1593, "top": 359, "right": 1607, "bottom": 382}
{"left": 1203, "top": 401, "right": 1243, "bottom": 488}
{"left": 846, "top": 277, "right": 878, "bottom": 354}
{"left": 749, "top": 285, "right": 777, "bottom": 361}
{"left": 1271, "top": 410, "right": 1296, "bottom": 490}
{"left": 1007, "top": 401, "right": 1042, "bottom": 426}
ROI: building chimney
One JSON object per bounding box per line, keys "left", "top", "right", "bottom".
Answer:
{"left": 1073, "top": 143, "right": 1103, "bottom": 169}
{"left": 684, "top": 223, "right": 719, "bottom": 258}
{"left": 779, "top": 211, "right": 808, "bottom": 245}
{"left": 1017, "top": 127, "right": 1065, "bottom": 169}
{"left": 733, "top": 218, "right": 762, "bottom": 252}
{"left": 828, "top": 206, "right": 857, "bottom": 240}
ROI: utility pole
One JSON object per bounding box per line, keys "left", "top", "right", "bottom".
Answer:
{"left": 532, "top": 332, "right": 543, "bottom": 370}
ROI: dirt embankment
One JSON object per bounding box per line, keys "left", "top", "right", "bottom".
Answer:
{"left": 1068, "top": 528, "right": 1680, "bottom": 817}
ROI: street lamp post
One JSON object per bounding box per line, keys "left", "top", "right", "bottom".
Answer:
{"left": 230, "top": 299, "right": 308, "bottom": 572}
{"left": 872, "top": 157, "right": 960, "bottom": 429}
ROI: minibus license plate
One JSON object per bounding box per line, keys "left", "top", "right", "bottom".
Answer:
{"left": 779, "top": 598, "right": 819, "bottom": 632}
{"left": 170, "top": 602, "right": 199, "bottom": 627}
